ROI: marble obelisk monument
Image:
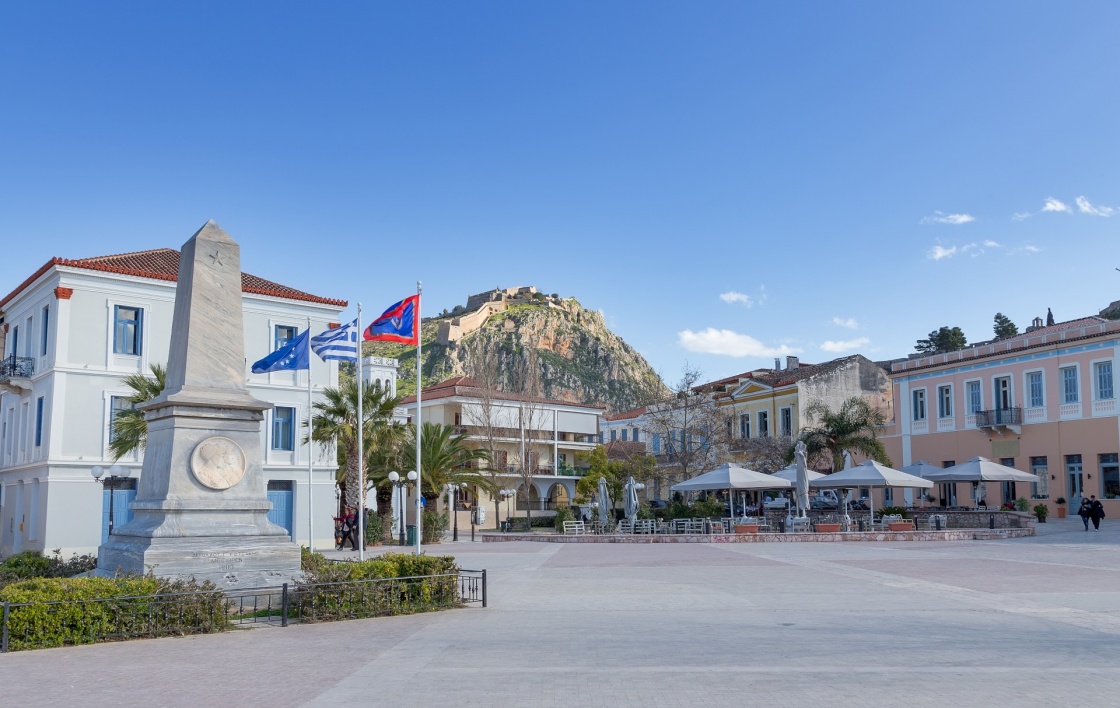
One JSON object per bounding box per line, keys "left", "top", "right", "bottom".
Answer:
{"left": 97, "top": 221, "right": 301, "bottom": 588}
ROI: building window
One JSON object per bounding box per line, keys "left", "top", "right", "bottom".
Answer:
{"left": 1028, "top": 372, "right": 1043, "bottom": 408}
{"left": 757, "top": 411, "right": 769, "bottom": 438}
{"left": 739, "top": 413, "right": 750, "bottom": 439}
{"left": 967, "top": 381, "right": 981, "bottom": 414}
{"left": 272, "top": 407, "right": 295, "bottom": 451}
{"left": 1030, "top": 456, "right": 1049, "bottom": 499}
{"left": 620, "top": 429, "right": 628, "bottom": 442}
{"left": 632, "top": 428, "right": 640, "bottom": 443}
{"left": 1095, "top": 362, "right": 1114, "bottom": 400}
{"left": 1061, "top": 366, "right": 1079, "bottom": 404}
{"left": 10, "top": 325, "right": 18, "bottom": 361}
{"left": 610, "top": 429, "right": 617, "bottom": 442}
{"left": 113, "top": 306, "right": 143, "bottom": 355}
{"left": 937, "top": 386, "right": 952, "bottom": 418}
{"left": 41, "top": 305, "right": 49, "bottom": 356}
{"left": 779, "top": 407, "right": 792, "bottom": 437}
{"left": 108, "top": 396, "right": 134, "bottom": 443}
{"left": 912, "top": 390, "right": 926, "bottom": 421}
{"left": 274, "top": 325, "right": 298, "bottom": 351}
{"left": 34, "top": 397, "right": 44, "bottom": 447}
{"left": 1100, "top": 454, "right": 1119, "bottom": 499}
{"left": 652, "top": 434, "right": 661, "bottom": 454}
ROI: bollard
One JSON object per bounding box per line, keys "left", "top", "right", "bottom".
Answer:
{"left": 778, "top": 520, "right": 786, "bottom": 533}
{"left": 935, "top": 516, "right": 942, "bottom": 531}
{"left": 989, "top": 514, "right": 995, "bottom": 530}
{"left": 481, "top": 570, "right": 488, "bottom": 608}
{"left": 857, "top": 519, "right": 865, "bottom": 532}
{"left": 280, "top": 583, "right": 289, "bottom": 627}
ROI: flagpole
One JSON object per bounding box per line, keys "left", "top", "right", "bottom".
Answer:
{"left": 357, "top": 302, "right": 365, "bottom": 562}
{"left": 307, "top": 316, "right": 315, "bottom": 552}
{"left": 415, "top": 281, "right": 422, "bottom": 556}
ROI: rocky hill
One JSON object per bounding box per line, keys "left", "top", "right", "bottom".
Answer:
{"left": 363, "top": 288, "right": 667, "bottom": 413}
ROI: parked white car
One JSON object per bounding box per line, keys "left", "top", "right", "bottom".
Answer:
{"left": 763, "top": 495, "right": 790, "bottom": 509}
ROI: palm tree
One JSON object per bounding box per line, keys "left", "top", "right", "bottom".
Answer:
{"left": 310, "top": 378, "right": 404, "bottom": 508}
{"left": 795, "top": 397, "right": 891, "bottom": 472}
{"left": 109, "top": 363, "right": 167, "bottom": 460}
{"left": 401, "top": 422, "right": 496, "bottom": 500}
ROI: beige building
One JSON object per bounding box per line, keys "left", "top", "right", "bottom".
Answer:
{"left": 400, "top": 377, "right": 601, "bottom": 529}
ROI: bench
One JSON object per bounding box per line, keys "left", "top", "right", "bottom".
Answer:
{"left": 562, "top": 520, "right": 587, "bottom": 535}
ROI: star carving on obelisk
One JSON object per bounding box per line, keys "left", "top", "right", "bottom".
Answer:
{"left": 209, "top": 249, "right": 225, "bottom": 268}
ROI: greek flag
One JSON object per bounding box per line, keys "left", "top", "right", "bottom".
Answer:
{"left": 310, "top": 318, "right": 359, "bottom": 362}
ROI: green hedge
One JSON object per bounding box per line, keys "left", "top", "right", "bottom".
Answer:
{"left": 0, "top": 550, "right": 98, "bottom": 590}
{"left": 0, "top": 576, "right": 229, "bottom": 651}
{"left": 297, "top": 551, "right": 460, "bottom": 622}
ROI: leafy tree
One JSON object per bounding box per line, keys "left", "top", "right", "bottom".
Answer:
{"left": 993, "top": 313, "right": 1018, "bottom": 339}
{"left": 109, "top": 363, "right": 167, "bottom": 460}
{"left": 915, "top": 326, "right": 968, "bottom": 354}
{"left": 794, "top": 397, "right": 891, "bottom": 472}
{"left": 310, "top": 377, "right": 403, "bottom": 509}
{"left": 642, "top": 365, "right": 731, "bottom": 484}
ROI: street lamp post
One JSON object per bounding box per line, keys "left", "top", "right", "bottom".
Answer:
{"left": 499, "top": 488, "right": 516, "bottom": 531}
{"left": 388, "top": 470, "right": 417, "bottom": 547}
{"left": 92, "top": 464, "right": 133, "bottom": 537}
{"left": 452, "top": 482, "right": 466, "bottom": 541}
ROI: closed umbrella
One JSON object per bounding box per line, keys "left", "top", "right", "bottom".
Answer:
{"left": 794, "top": 441, "right": 811, "bottom": 519}
{"left": 624, "top": 476, "right": 640, "bottom": 521}
{"left": 597, "top": 476, "right": 612, "bottom": 527}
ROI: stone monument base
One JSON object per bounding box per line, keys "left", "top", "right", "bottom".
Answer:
{"left": 96, "top": 535, "right": 302, "bottom": 590}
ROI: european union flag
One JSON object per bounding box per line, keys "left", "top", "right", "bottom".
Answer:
{"left": 251, "top": 329, "right": 310, "bottom": 373}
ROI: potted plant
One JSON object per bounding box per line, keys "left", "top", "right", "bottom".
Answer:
{"left": 1032, "top": 503, "right": 1049, "bottom": 523}
{"left": 1055, "top": 497, "right": 1067, "bottom": 519}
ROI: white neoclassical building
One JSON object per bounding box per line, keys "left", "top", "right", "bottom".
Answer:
{"left": 0, "top": 246, "right": 347, "bottom": 556}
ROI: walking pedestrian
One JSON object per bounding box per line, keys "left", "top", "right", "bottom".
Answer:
{"left": 1079, "top": 498, "right": 1092, "bottom": 531}
{"left": 338, "top": 506, "right": 356, "bottom": 550}
{"left": 1089, "top": 495, "right": 1106, "bottom": 531}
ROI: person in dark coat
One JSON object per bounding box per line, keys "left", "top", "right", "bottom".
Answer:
{"left": 1078, "top": 498, "right": 1092, "bottom": 531}
{"left": 338, "top": 506, "right": 357, "bottom": 550}
{"left": 1089, "top": 495, "right": 1106, "bottom": 531}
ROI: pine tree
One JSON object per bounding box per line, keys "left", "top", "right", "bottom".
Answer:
{"left": 915, "top": 326, "right": 968, "bottom": 354}
{"left": 993, "top": 313, "right": 1018, "bottom": 339}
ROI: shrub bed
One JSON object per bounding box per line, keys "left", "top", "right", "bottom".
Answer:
{"left": 0, "top": 576, "right": 229, "bottom": 651}
{"left": 296, "top": 550, "right": 461, "bottom": 622}
{"left": 0, "top": 550, "right": 98, "bottom": 590}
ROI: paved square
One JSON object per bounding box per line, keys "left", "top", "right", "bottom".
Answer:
{"left": 3, "top": 518, "right": 1118, "bottom": 706}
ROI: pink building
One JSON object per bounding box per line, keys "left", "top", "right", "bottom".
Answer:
{"left": 881, "top": 316, "right": 1120, "bottom": 516}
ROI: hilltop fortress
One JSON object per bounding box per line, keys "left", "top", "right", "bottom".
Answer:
{"left": 436, "top": 286, "right": 581, "bottom": 346}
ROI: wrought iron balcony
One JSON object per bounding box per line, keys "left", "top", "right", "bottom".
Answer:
{"left": 975, "top": 407, "right": 1023, "bottom": 428}
{"left": 0, "top": 355, "right": 33, "bottom": 384}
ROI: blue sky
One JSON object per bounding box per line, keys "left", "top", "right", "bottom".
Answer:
{"left": 3, "top": 2, "right": 1119, "bottom": 385}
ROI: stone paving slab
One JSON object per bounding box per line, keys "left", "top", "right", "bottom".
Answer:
{"left": 1, "top": 518, "right": 1116, "bottom": 707}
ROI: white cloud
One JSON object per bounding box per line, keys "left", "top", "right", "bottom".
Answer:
{"left": 1023, "top": 245, "right": 1041, "bottom": 253}
{"left": 820, "top": 337, "right": 871, "bottom": 353}
{"left": 678, "top": 328, "right": 800, "bottom": 358}
{"left": 831, "top": 317, "right": 858, "bottom": 329}
{"left": 921, "top": 211, "right": 975, "bottom": 225}
{"left": 1076, "top": 196, "right": 1116, "bottom": 217}
{"left": 1042, "top": 197, "right": 1071, "bottom": 213}
{"left": 927, "top": 245, "right": 958, "bottom": 260}
{"left": 982, "top": 240, "right": 1001, "bottom": 248}
{"left": 719, "top": 291, "right": 753, "bottom": 306}
{"left": 1012, "top": 212, "right": 1032, "bottom": 221}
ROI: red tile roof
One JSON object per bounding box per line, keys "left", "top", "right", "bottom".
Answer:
{"left": 400, "top": 376, "right": 603, "bottom": 411}
{"left": 0, "top": 248, "right": 347, "bottom": 309}
{"left": 603, "top": 405, "right": 647, "bottom": 421}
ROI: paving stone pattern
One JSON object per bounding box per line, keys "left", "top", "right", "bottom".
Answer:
{"left": 2, "top": 518, "right": 1118, "bottom": 707}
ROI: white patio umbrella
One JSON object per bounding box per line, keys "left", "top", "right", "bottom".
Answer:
{"left": 597, "top": 476, "right": 612, "bottom": 525}
{"left": 921, "top": 457, "right": 1039, "bottom": 509}
{"left": 670, "top": 463, "right": 794, "bottom": 493}
{"left": 900, "top": 460, "right": 945, "bottom": 478}
{"left": 389, "top": 485, "right": 401, "bottom": 538}
{"left": 810, "top": 460, "right": 933, "bottom": 530}
{"left": 771, "top": 465, "right": 825, "bottom": 483}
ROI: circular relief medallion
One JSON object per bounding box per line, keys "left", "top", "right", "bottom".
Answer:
{"left": 190, "top": 436, "right": 247, "bottom": 490}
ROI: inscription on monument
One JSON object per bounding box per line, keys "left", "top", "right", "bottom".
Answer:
{"left": 190, "top": 436, "right": 247, "bottom": 490}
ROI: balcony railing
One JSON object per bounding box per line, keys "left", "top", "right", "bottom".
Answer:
{"left": 975, "top": 408, "right": 1023, "bottom": 427}
{"left": 0, "top": 355, "right": 33, "bottom": 383}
